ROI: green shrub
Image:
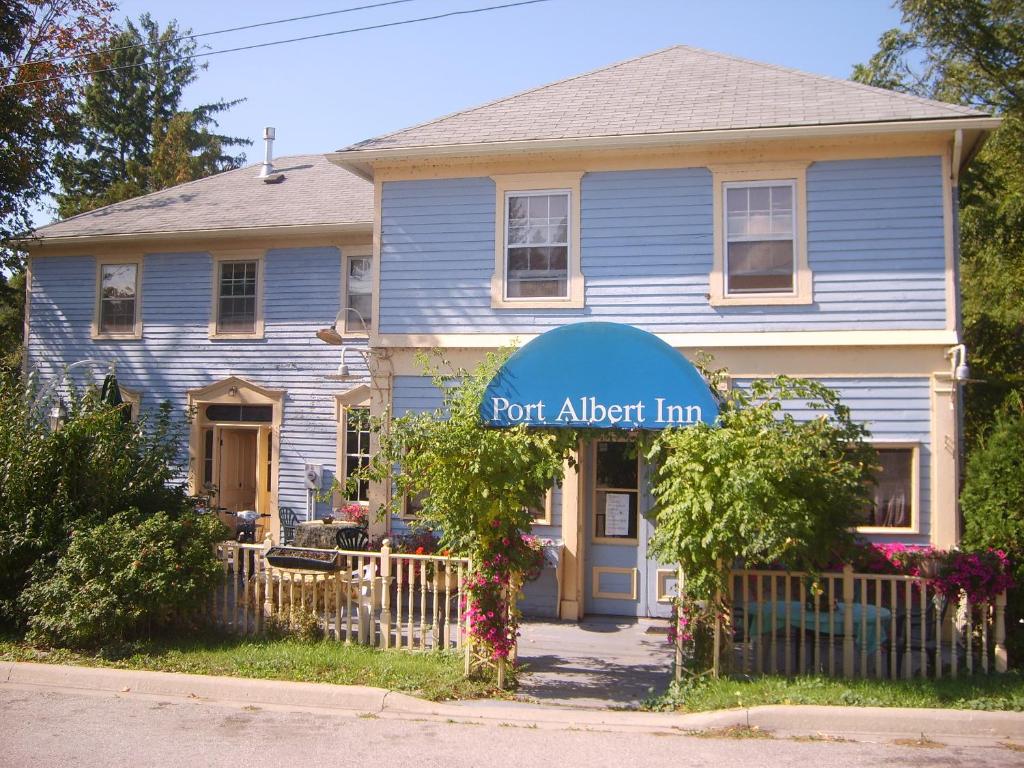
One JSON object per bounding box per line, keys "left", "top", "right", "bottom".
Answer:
{"left": 0, "top": 373, "right": 189, "bottom": 627}
{"left": 962, "top": 406, "right": 1024, "bottom": 660}
{"left": 23, "top": 509, "right": 223, "bottom": 649}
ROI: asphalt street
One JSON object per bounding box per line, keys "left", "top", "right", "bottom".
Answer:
{"left": 2, "top": 686, "right": 1022, "bottom": 768}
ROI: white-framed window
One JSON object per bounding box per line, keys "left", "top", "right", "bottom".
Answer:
{"left": 491, "top": 172, "right": 584, "bottom": 309}
{"left": 526, "top": 487, "right": 554, "bottom": 526}
{"left": 709, "top": 163, "right": 812, "bottom": 306}
{"left": 345, "top": 254, "right": 372, "bottom": 333}
{"left": 856, "top": 443, "right": 920, "bottom": 533}
{"left": 343, "top": 406, "right": 371, "bottom": 503}
{"left": 505, "top": 190, "right": 570, "bottom": 299}
{"left": 210, "top": 251, "right": 264, "bottom": 339}
{"left": 93, "top": 257, "right": 142, "bottom": 338}
{"left": 724, "top": 181, "right": 796, "bottom": 295}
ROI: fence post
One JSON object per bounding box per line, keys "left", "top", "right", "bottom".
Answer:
{"left": 674, "top": 565, "right": 684, "bottom": 683}
{"left": 995, "top": 590, "right": 1008, "bottom": 673}
{"left": 379, "top": 539, "right": 392, "bottom": 649}
{"left": 842, "top": 564, "right": 855, "bottom": 677}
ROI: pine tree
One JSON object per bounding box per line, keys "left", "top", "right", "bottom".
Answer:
{"left": 56, "top": 14, "right": 249, "bottom": 217}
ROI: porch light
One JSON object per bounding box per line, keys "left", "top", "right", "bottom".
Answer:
{"left": 48, "top": 401, "right": 67, "bottom": 431}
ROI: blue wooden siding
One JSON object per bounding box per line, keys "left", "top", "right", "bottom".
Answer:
{"left": 379, "top": 157, "right": 947, "bottom": 334}
{"left": 27, "top": 247, "right": 367, "bottom": 521}
{"left": 735, "top": 376, "right": 933, "bottom": 544}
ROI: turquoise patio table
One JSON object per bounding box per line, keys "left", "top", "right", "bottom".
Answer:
{"left": 744, "top": 601, "right": 893, "bottom": 654}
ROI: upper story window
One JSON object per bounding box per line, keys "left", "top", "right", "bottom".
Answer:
{"left": 505, "top": 191, "right": 569, "bottom": 299}
{"left": 343, "top": 406, "right": 371, "bottom": 503}
{"left": 725, "top": 181, "right": 795, "bottom": 294}
{"left": 710, "top": 163, "right": 812, "bottom": 307}
{"left": 345, "top": 253, "right": 372, "bottom": 333}
{"left": 210, "top": 251, "right": 264, "bottom": 339}
{"left": 491, "top": 173, "right": 584, "bottom": 310}
{"left": 93, "top": 258, "right": 142, "bottom": 339}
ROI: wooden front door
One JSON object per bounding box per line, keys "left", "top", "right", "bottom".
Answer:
{"left": 218, "top": 428, "right": 258, "bottom": 512}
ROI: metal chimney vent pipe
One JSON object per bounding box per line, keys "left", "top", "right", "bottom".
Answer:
{"left": 259, "top": 126, "right": 276, "bottom": 178}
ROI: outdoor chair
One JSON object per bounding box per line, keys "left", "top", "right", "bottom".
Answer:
{"left": 335, "top": 527, "right": 370, "bottom": 552}
{"left": 279, "top": 506, "right": 300, "bottom": 544}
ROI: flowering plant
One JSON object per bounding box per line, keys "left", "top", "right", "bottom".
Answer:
{"left": 336, "top": 503, "right": 368, "bottom": 528}
{"left": 666, "top": 593, "right": 715, "bottom": 674}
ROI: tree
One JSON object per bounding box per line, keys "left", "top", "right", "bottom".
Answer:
{"left": 852, "top": 0, "right": 1024, "bottom": 444}
{"left": 0, "top": 0, "right": 115, "bottom": 266}
{"left": 55, "top": 14, "right": 249, "bottom": 218}
{"left": 646, "top": 375, "right": 875, "bottom": 600}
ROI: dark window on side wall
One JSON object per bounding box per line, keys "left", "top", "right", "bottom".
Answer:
{"left": 217, "top": 260, "right": 257, "bottom": 333}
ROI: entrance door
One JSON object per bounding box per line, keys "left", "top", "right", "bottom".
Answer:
{"left": 218, "top": 428, "right": 258, "bottom": 512}
{"left": 583, "top": 440, "right": 672, "bottom": 618}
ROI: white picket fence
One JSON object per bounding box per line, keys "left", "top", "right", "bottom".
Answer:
{"left": 710, "top": 566, "right": 1009, "bottom": 679}
{"left": 209, "top": 540, "right": 471, "bottom": 652}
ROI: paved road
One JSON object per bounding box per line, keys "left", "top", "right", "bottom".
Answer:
{"left": 2, "top": 686, "right": 1021, "bottom": 768}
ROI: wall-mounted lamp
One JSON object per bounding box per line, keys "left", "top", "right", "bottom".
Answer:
{"left": 947, "top": 344, "right": 971, "bottom": 382}
{"left": 316, "top": 309, "right": 370, "bottom": 376}
{"left": 48, "top": 401, "right": 67, "bottom": 431}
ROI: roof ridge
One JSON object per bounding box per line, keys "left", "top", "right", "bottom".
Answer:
{"left": 670, "top": 43, "right": 984, "bottom": 117}
{"left": 344, "top": 45, "right": 684, "bottom": 150}
{"left": 35, "top": 154, "right": 330, "bottom": 232}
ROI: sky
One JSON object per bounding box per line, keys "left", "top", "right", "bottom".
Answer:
{"left": 105, "top": 0, "right": 904, "bottom": 162}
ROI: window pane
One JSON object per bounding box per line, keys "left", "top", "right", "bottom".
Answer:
{"left": 726, "top": 187, "right": 747, "bottom": 215}
{"left": 508, "top": 196, "right": 528, "bottom": 221}
{"left": 595, "top": 441, "right": 638, "bottom": 489}
{"left": 859, "top": 448, "right": 913, "bottom": 527}
{"left": 726, "top": 240, "right": 794, "bottom": 293}
{"left": 771, "top": 185, "right": 792, "bottom": 209}
{"left": 217, "top": 261, "right": 257, "bottom": 333}
{"left": 749, "top": 186, "right": 771, "bottom": 212}
{"left": 99, "top": 263, "right": 137, "bottom": 332}
{"left": 346, "top": 256, "right": 372, "bottom": 331}
{"left": 505, "top": 193, "right": 570, "bottom": 299}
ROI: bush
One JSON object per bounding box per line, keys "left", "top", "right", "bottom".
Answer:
{"left": 962, "top": 406, "right": 1024, "bottom": 660}
{"left": 23, "top": 509, "right": 223, "bottom": 649}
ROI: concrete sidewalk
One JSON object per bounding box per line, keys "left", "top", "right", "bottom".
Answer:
{"left": 3, "top": 660, "right": 1023, "bottom": 746}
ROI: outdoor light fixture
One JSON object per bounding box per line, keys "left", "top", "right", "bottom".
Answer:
{"left": 947, "top": 344, "right": 971, "bottom": 382}
{"left": 48, "top": 401, "right": 67, "bottom": 431}
{"left": 316, "top": 308, "right": 371, "bottom": 376}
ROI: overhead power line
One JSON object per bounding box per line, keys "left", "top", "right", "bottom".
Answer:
{"left": 3, "top": 0, "right": 424, "bottom": 73}
{"left": 4, "top": 0, "right": 554, "bottom": 91}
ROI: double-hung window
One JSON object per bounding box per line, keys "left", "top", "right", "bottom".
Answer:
{"left": 94, "top": 259, "right": 141, "bottom": 338}
{"left": 211, "top": 252, "right": 263, "bottom": 338}
{"left": 345, "top": 254, "right": 372, "bottom": 333}
{"left": 725, "top": 181, "right": 796, "bottom": 294}
{"left": 491, "top": 173, "right": 584, "bottom": 309}
{"left": 710, "top": 164, "right": 811, "bottom": 306}
{"left": 505, "top": 191, "right": 570, "bottom": 299}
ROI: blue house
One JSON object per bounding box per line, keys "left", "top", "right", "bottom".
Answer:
{"left": 24, "top": 46, "right": 998, "bottom": 622}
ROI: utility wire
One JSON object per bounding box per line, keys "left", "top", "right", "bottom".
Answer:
{"left": 3, "top": 0, "right": 423, "bottom": 73}
{"left": 4, "top": 0, "right": 553, "bottom": 90}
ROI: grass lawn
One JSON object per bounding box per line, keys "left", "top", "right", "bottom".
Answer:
{"left": 644, "top": 672, "right": 1024, "bottom": 713}
{"left": 0, "top": 631, "right": 497, "bottom": 702}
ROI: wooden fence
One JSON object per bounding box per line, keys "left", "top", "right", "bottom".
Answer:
{"left": 701, "top": 566, "right": 1008, "bottom": 680}
{"left": 209, "top": 539, "right": 472, "bottom": 654}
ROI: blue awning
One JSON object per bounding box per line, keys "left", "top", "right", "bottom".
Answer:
{"left": 480, "top": 322, "right": 719, "bottom": 429}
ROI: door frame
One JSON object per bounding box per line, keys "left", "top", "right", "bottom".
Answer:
{"left": 188, "top": 376, "right": 284, "bottom": 539}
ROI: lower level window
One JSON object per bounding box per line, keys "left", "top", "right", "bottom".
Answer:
{"left": 344, "top": 407, "right": 370, "bottom": 503}
{"left": 594, "top": 441, "right": 638, "bottom": 540}
{"left": 858, "top": 446, "right": 915, "bottom": 529}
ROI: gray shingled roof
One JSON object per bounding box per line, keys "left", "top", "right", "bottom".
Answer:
{"left": 344, "top": 45, "right": 987, "bottom": 153}
{"left": 32, "top": 154, "right": 372, "bottom": 240}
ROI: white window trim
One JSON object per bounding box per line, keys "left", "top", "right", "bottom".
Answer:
{"left": 856, "top": 441, "right": 921, "bottom": 535}
{"left": 491, "top": 172, "right": 584, "bottom": 309}
{"left": 120, "top": 386, "right": 141, "bottom": 422}
{"left": 341, "top": 246, "right": 372, "bottom": 338}
{"left": 710, "top": 163, "right": 812, "bottom": 306}
{"left": 527, "top": 487, "right": 554, "bottom": 526}
{"left": 209, "top": 250, "right": 265, "bottom": 340}
{"left": 335, "top": 386, "right": 372, "bottom": 506}
{"left": 92, "top": 255, "right": 143, "bottom": 340}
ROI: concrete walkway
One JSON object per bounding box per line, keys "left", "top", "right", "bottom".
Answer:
{"left": 514, "top": 616, "right": 676, "bottom": 709}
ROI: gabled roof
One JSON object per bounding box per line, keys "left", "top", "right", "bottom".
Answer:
{"left": 338, "top": 45, "right": 991, "bottom": 158}
{"left": 30, "top": 153, "right": 373, "bottom": 244}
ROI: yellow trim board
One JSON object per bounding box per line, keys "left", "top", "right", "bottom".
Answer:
{"left": 372, "top": 329, "right": 959, "bottom": 349}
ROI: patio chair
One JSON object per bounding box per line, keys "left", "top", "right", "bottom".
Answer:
{"left": 336, "top": 527, "right": 370, "bottom": 552}
{"left": 279, "top": 506, "right": 300, "bottom": 544}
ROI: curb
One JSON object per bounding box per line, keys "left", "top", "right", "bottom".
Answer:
{"left": 3, "top": 661, "right": 1024, "bottom": 742}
